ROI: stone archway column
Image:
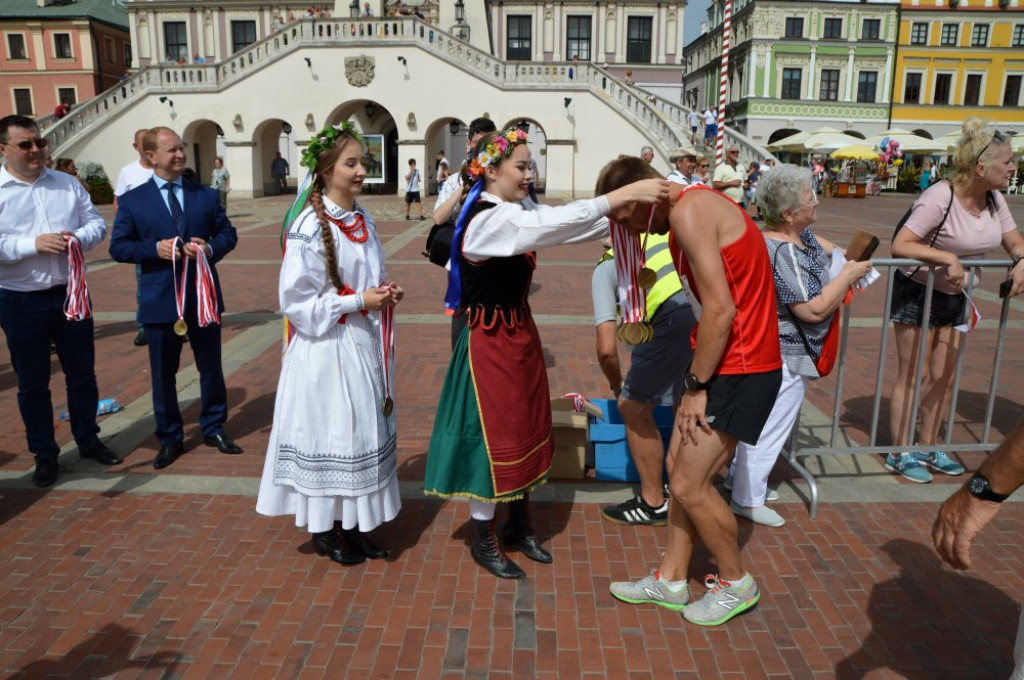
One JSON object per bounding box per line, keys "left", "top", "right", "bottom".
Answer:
{"left": 396, "top": 138, "right": 427, "bottom": 198}
{"left": 223, "top": 141, "right": 257, "bottom": 199}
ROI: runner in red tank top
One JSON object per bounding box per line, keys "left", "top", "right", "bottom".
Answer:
{"left": 597, "top": 163, "right": 783, "bottom": 627}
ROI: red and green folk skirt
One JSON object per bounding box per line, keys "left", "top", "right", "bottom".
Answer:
{"left": 425, "top": 310, "right": 553, "bottom": 502}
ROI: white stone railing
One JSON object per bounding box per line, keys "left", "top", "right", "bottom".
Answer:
{"left": 44, "top": 16, "right": 748, "bottom": 160}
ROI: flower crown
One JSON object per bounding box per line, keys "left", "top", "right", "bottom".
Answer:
{"left": 467, "top": 128, "right": 529, "bottom": 181}
{"left": 301, "top": 121, "right": 364, "bottom": 169}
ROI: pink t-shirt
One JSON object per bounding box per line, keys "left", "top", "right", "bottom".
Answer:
{"left": 901, "top": 181, "right": 1016, "bottom": 294}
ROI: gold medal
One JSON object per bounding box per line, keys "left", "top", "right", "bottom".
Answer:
{"left": 637, "top": 267, "right": 657, "bottom": 290}
{"left": 625, "top": 323, "right": 644, "bottom": 345}
{"left": 616, "top": 323, "right": 630, "bottom": 343}
{"left": 173, "top": 319, "right": 188, "bottom": 336}
{"left": 382, "top": 396, "right": 394, "bottom": 417}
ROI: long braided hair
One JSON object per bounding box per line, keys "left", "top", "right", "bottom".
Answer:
{"left": 308, "top": 133, "right": 362, "bottom": 290}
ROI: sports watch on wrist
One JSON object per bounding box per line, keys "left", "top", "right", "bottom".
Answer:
{"left": 967, "top": 472, "right": 1009, "bottom": 503}
{"left": 684, "top": 372, "right": 711, "bottom": 392}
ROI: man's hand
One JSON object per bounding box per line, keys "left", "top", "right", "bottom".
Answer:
{"left": 676, "top": 390, "right": 712, "bottom": 446}
{"left": 35, "top": 232, "right": 70, "bottom": 255}
{"left": 157, "top": 238, "right": 183, "bottom": 260}
{"left": 183, "top": 237, "right": 211, "bottom": 260}
{"left": 387, "top": 282, "right": 404, "bottom": 305}
{"left": 931, "top": 487, "right": 1001, "bottom": 570}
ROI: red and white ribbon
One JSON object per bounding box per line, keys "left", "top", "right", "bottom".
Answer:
{"left": 63, "top": 235, "right": 91, "bottom": 321}
{"left": 380, "top": 281, "right": 395, "bottom": 403}
{"left": 609, "top": 222, "right": 647, "bottom": 324}
{"left": 193, "top": 244, "right": 220, "bottom": 327}
{"left": 171, "top": 236, "right": 189, "bottom": 326}
{"left": 562, "top": 392, "right": 589, "bottom": 414}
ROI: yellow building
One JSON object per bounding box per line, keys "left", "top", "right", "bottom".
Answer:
{"left": 892, "top": 0, "right": 1023, "bottom": 138}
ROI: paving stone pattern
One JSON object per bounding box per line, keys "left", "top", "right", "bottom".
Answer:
{"left": 1, "top": 191, "right": 1022, "bottom": 679}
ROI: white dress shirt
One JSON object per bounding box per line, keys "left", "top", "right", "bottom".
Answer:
{"left": 0, "top": 166, "right": 107, "bottom": 291}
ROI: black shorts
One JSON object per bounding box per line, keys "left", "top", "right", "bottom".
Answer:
{"left": 704, "top": 370, "right": 783, "bottom": 445}
{"left": 889, "top": 270, "right": 967, "bottom": 328}
{"left": 405, "top": 191, "right": 421, "bottom": 204}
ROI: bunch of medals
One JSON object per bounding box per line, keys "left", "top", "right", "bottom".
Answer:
{"left": 610, "top": 207, "right": 655, "bottom": 345}
{"left": 379, "top": 280, "right": 395, "bottom": 417}
{"left": 171, "top": 236, "right": 221, "bottom": 336}
{"left": 63, "top": 235, "right": 92, "bottom": 322}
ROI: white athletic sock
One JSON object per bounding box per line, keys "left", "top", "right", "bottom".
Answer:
{"left": 656, "top": 570, "right": 688, "bottom": 592}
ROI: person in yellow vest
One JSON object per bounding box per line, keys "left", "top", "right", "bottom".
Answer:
{"left": 592, "top": 229, "right": 696, "bottom": 525}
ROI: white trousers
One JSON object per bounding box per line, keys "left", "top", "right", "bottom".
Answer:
{"left": 730, "top": 363, "right": 806, "bottom": 507}
{"left": 469, "top": 499, "right": 495, "bottom": 521}
{"left": 1013, "top": 603, "right": 1024, "bottom": 680}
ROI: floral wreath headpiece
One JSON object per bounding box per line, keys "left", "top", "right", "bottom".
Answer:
{"left": 467, "top": 128, "right": 529, "bottom": 181}
{"left": 301, "top": 121, "right": 364, "bottom": 169}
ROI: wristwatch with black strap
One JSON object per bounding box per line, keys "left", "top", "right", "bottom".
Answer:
{"left": 967, "top": 472, "right": 1009, "bottom": 503}
{"left": 683, "top": 372, "right": 712, "bottom": 392}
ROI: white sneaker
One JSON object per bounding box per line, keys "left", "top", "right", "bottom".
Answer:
{"left": 729, "top": 501, "right": 786, "bottom": 527}
{"left": 723, "top": 475, "right": 780, "bottom": 503}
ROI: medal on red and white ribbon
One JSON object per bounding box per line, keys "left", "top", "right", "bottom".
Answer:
{"left": 380, "top": 281, "right": 395, "bottom": 417}
{"left": 636, "top": 207, "right": 657, "bottom": 290}
{"left": 193, "top": 243, "right": 220, "bottom": 328}
{"left": 610, "top": 220, "right": 652, "bottom": 344}
{"left": 171, "top": 237, "right": 189, "bottom": 336}
{"left": 63, "top": 235, "right": 92, "bottom": 322}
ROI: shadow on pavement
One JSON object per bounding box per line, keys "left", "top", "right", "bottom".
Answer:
{"left": 11, "top": 622, "right": 183, "bottom": 678}
{"left": 835, "top": 538, "right": 1016, "bottom": 679}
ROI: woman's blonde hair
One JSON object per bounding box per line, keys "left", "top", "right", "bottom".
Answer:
{"left": 951, "top": 117, "right": 1009, "bottom": 188}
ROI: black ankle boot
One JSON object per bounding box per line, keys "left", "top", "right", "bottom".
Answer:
{"left": 341, "top": 528, "right": 389, "bottom": 560}
{"left": 312, "top": 530, "right": 365, "bottom": 566}
{"left": 471, "top": 518, "right": 525, "bottom": 579}
{"left": 502, "top": 497, "right": 553, "bottom": 564}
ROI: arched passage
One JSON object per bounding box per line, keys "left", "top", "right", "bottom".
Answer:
{"left": 767, "top": 128, "right": 802, "bottom": 145}
{"left": 251, "top": 118, "right": 293, "bottom": 195}
{"left": 181, "top": 118, "right": 222, "bottom": 185}
{"left": 425, "top": 117, "right": 467, "bottom": 194}
{"left": 326, "top": 99, "right": 398, "bottom": 191}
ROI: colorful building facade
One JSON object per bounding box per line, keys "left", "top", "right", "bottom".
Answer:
{"left": 892, "top": 0, "right": 1023, "bottom": 138}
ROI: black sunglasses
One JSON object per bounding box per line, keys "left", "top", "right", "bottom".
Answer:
{"left": 6, "top": 138, "right": 48, "bottom": 151}
{"left": 976, "top": 130, "right": 1004, "bottom": 163}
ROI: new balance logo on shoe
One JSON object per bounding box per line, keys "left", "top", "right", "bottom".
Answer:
{"left": 714, "top": 589, "right": 741, "bottom": 611}
{"left": 643, "top": 586, "right": 665, "bottom": 601}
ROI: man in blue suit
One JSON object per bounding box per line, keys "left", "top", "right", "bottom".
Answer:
{"left": 110, "top": 127, "right": 243, "bottom": 468}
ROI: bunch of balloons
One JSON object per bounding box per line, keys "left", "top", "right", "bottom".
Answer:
{"left": 879, "top": 137, "right": 903, "bottom": 165}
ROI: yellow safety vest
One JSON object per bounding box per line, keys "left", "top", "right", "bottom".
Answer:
{"left": 597, "top": 233, "right": 683, "bottom": 320}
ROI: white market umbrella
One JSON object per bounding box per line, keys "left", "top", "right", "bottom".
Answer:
{"left": 768, "top": 126, "right": 864, "bottom": 152}
{"left": 864, "top": 128, "right": 943, "bottom": 153}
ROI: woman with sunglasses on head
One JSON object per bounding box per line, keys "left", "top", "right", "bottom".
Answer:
{"left": 425, "top": 129, "right": 669, "bottom": 579}
{"left": 886, "top": 118, "right": 1024, "bottom": 484}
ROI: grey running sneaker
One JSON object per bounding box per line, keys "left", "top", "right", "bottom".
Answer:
{"left": 913, "top": 451, "right": 965, "bottom": 476}
{"left": 601, "top": 495, "right": 669, "bottom": 526}
{"left": 682, "top": 574, "right": 760, "bottom": 626}
{"left": 609, "top": 570, "right": 689, "bottom": 611}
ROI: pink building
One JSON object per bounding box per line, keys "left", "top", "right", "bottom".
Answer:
{"left": 0, "top": 0, "right": 130, "bottom": 119}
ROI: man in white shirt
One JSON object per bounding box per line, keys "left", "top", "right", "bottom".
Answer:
{"left": 687, "top": 109, "right": 701, "bottom": 146}
{"left": 666, "top": 146, "right": 699, "bottom": 186}
{"left": 713, "top": 146, "right": 746, "bottom": 205}
{"left": 435, "top": 150, "right": 450, "bottom": 189}
{"left": 113, "top": 129, "right": 155, "bottom": 347}
{"left": 0, "top": 114, "right": 122, "bottom": 488}
{"left": 703, "top": 107, "right": 718, "bottom": 148}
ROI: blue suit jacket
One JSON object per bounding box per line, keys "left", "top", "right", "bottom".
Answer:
{"left": 110, "top": 177, "right": 237, "bottom": 324}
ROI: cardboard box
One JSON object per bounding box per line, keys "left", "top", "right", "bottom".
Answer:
{"left": 589, "top": 398, "right": 674, "bottom": 482}
{"left": 549, "top": 398, "right": 601, "bottom": 479}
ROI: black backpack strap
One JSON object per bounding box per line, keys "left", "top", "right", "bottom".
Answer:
{"left": 902, "top": 180, "right": 955, "bottom": 279}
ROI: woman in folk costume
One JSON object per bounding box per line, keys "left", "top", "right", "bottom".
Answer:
{"left": 257, "top": 123, "right": 404, "bottom": 566}
{"left": 425, "top": 129, "right": 670, "bottom": 578}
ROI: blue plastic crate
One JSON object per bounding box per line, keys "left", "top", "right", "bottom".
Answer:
{"left": 588, "top": 398, "right": 675, "bottom": 482}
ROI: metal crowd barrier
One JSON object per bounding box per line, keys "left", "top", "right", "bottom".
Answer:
{"left": 782, "top": 258, "right": 1018, "bottom": 518}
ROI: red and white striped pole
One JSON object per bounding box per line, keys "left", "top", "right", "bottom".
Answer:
{"left": 715, "top": 0, "right": 733, "bottom": 165}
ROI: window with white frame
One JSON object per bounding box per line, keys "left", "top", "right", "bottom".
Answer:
{"left": 782, "top": 68, "right": 802, "bottom": 99}
{"left": 910, "top": 23, "right": 928, "bottom": 45}
{"left": 785, "top": 17, "right": 803, "bottom": 38}
{"left": 819, "top": 69, "right": 840, "bottom": 100}
{"left": 53, "top": 33, "right": 72, "bottom": 59}
{"left": 934, "top": 73, "right": 952, "bottom": 105}
{"left": 823, "top": 18, "right": 842, "bottom": 39}
{"left": 231, "top": 21, "right": 257, "bottom": 53}
{"left": 904, "top": 72, "right": 922, "bottom": 103}
{"left": 12, "top": 87, "right": 32, "bottom": 115}
{"left": 566, "top": 16, "right": 591, "bottom": 61}
{"left": 506, "top": 16, "right": 531, "bottom": 61}
{"left": 57, "top": 87, "right": 76, "bottom": 106}
{"left": 963, "top": 73, "right": 982, "bottom": 106}
{"left": 7, "top": 33, "right": 26, "bottom": 60}
{"left": 1014, "top": 25, "right": 1024, "bottom": 47}
{"left": 862, "top": 19, "right": 881, "bottom": 40}
{"left": 940, "top": 23, "right": 958, "bottom": 46}
{"left": 971, "top": 23, "right": 989, "bottom": 47}
{"left": 626, "top": 17, "right": 653, "bottom": 62}
{"left": 857, "top": 71, "right": 877, "bottom": 103}
{"left": 163, "top": 22, "right": 187, "bottom": 61}
{"left": 1004, "top": 75, "right": 1022, "bottom": 107}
